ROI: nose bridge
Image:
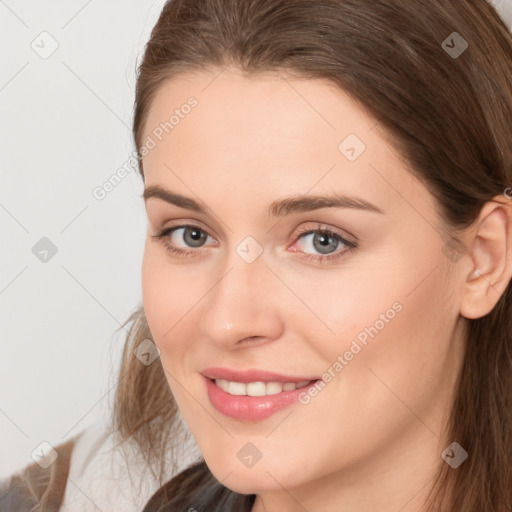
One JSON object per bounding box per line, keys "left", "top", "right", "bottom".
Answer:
{"left": 199, "top": 243, "right": 283, "bottom": 347}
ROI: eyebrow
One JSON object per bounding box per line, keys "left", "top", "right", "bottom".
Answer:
{"left": 142, "top": 184, "right": 385, "bottom": 217}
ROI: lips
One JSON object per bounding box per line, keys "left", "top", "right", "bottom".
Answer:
{"left": 201, "top": 367, "right": 321, "bottom": 421}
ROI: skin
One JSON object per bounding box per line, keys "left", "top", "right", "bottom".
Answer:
{"left": 140, "top": 66, "right": 512, "bottom": 512}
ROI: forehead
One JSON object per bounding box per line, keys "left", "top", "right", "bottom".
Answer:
{"left": 140, "top": 67, "right": 436, "bottom": 223}
{"left": 142, "top": 66, "right": 376, "bottom": 163}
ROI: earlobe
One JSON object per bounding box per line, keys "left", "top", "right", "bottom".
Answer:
{"left": 459, "top": 196, "right": 512, "bottom": 320}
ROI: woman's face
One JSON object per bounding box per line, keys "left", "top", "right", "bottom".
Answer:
{"left": 141, "top": 67, "right": 467, "bottom": 501}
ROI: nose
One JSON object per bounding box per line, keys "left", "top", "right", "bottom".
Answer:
{"left": 199, "top": 250, "right": 284, "bottom": 349}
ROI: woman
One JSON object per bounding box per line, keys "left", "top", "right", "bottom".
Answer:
{"left": 2, "top": 0, "right": 512, "bottom": 510}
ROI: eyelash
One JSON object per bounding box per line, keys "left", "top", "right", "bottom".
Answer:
{"left": 151, "top": 222, "right": 358, "bottom": 264}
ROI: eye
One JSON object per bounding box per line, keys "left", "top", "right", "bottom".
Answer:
{"left": 151, "top": 221, "right": 358, "bottom": 263}
{"left": 151, "top": 223, "right": 216, "bottom": 257}
{"left": 290, "top": 223, "right": 358, "bottom": 263}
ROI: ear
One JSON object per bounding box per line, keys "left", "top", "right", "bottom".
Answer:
{"left": 459, "top": 195, "right": 512, "bottom": 319}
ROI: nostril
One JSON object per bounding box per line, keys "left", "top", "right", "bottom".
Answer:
{"left": 239, "top": 336, "right": 263, "bottom": 345}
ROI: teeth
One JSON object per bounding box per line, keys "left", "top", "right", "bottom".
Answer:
{"left": 266, "top": 382, "right": 283, "bottom": 395}
{"left": 228, "top": 381, "right": 246, "bottom": 395}
{"left": 216, "top": 379, "right": 229, "bottom": 392}
{"left": 214, "top": 379, "right": 312, "bottom": 396}
{"left": 247, "top": 382, "right": 267, "bottom": 396}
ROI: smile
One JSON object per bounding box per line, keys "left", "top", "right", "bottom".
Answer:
{"left": 201, "top": 368, "right": 321, "bottom": 421}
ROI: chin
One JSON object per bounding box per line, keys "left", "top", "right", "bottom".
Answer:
{"left": 203, "top": 455, "right": 301, "bottom": 495}
{"left": 212, "top": 469, "right": 281, "bottom": 495}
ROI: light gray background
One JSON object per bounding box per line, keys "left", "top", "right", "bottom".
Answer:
{"left": 2, "top": 0, "right": 512, "bottom": 484}
{"left": 0, "top": 0, "right": 167, "bottom": 477}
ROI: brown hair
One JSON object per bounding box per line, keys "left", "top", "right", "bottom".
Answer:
{"left": 111, "top": 0, "right": 512, "bottom": 510}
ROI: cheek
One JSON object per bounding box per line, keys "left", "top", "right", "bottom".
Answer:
{"left": 280, "top": 260, "right": 406, "bottom": 364}
{"left": 141, "top": 251, "right": 169, "bottom": 340}
{"left": 141, "top": 253, "right": 200, "bottom": 410}
{"left": 141, "top": 249, "right": 194, "bottom": 355}
{"left": 303, "top": 242, "right": 454, "bottom": 385}
{"left": 141, "top": 247, "right": 222, "bottom": 386}
{"left": 329, "top": 253, "right": 457, "bottom": 421}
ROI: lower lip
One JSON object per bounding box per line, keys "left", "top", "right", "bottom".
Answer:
{"left": 203, "top": 376, "right": 319, "bottom": 421}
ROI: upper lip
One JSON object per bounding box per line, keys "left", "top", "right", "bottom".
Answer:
{"left": 201, "top": 367, "right": 319, "bottom": 383}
